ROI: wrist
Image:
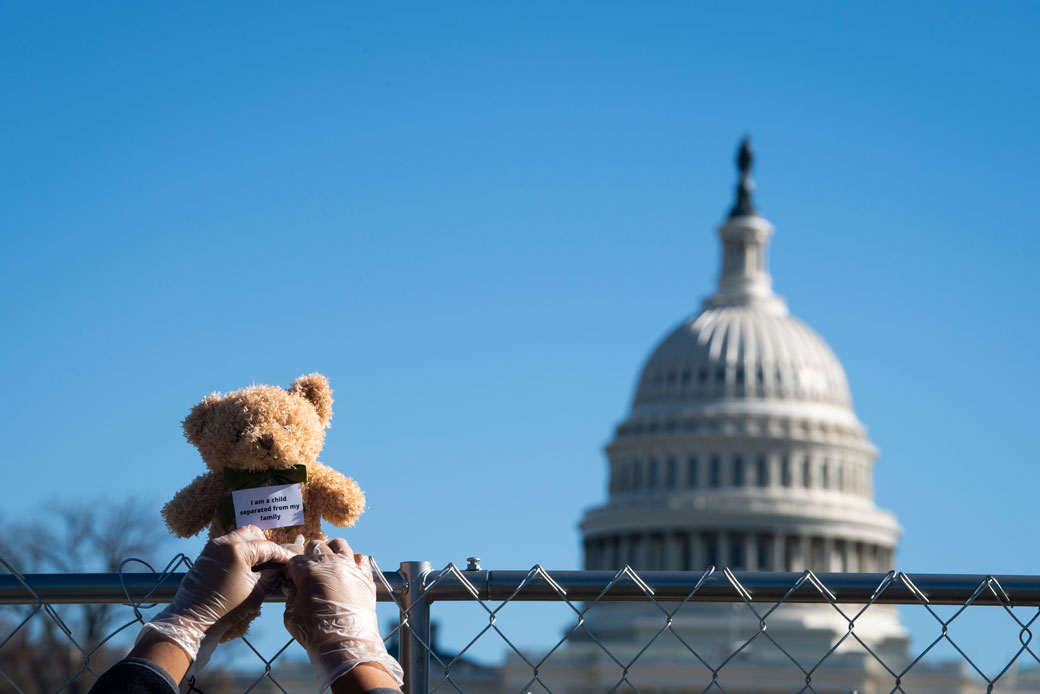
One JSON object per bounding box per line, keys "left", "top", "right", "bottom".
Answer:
{"left": 140, "top": 607, "right": 210, "bottom": 660}
{"left": 129, "top": 629, "right": 194, "bottom": 684}
{"left": 329, "top": 662, "right": 402, "bottom": 694}
{"left": 305, "top": 647, "right": 404, "bottom": 693}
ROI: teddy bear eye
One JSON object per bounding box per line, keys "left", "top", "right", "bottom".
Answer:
{"left": 234, "top": 430, "right": 244, "bottom": 443}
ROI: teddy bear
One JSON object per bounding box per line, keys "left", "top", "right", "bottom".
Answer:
{"left": 161, "top": 373, "right": 365, "bottom": 640}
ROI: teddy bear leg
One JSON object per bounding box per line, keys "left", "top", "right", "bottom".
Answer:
{"left": 303, "top": 517, "right": 327, "bottom": 542}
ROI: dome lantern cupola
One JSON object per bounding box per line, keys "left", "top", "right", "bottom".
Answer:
{"left": 704, "top": 137, "right": 786, "bottom": 314}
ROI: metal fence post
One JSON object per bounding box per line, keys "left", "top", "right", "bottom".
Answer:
{"left": 399, "top": 561, "right": 432, "bottom": 694}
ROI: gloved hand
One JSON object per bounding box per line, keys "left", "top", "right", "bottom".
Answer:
{"left": 139, "top": 525, "right": 295, "bottom": 668}
{"left": 282, "top": 538, "right": 404, "bottom": 692}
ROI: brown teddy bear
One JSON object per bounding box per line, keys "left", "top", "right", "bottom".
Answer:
{"left": 161, "top": 373, "right": 365, "bottom": 638}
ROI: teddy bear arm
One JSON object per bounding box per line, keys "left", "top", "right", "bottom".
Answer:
{"left": 306, "top": 464, "right": 365, "bottom": 528}
{"left": 162, "top": 471, "right": 224, "bottom": 537}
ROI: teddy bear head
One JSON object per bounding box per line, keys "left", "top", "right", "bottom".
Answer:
{"left": 182, "top": 373, "right": 334, "bottom": 472}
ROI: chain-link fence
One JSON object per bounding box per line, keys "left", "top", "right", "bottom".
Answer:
{"left": 3, "top": 550, "right": 1040, "bottom": 694}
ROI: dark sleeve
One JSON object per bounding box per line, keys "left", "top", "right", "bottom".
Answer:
{"left": 362, "top": 690, "right": 402, "bottom": 694}
{"left": 87, "top": 657, "right": 179, "bottom": 694}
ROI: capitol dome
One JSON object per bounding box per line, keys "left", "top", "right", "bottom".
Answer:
{"left": 499, "top": 141, "right": 962, "bottom": 694}
{"left": 582, "top": 140, "right": 898, "bottom": 572}
{"left": 575, "top": 141, "right": 905, "bottom": 661}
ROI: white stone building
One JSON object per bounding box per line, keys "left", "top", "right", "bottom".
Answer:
{"left": 582, "top": 139, "right": 899, "bottom": 581}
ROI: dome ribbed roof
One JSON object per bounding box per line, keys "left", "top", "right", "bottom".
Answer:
{"left": 633, "top": 304, "right": 852, "bottom": 408}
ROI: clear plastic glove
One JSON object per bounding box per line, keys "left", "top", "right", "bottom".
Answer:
{"left": 139, "top": 525, "right": 295, "bottom": 668}
{"left": 283, "top": 538, "right": 404, "bottom": 692}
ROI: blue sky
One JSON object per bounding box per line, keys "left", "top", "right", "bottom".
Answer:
{"left": 1, "top": 0, "right": 1038, "bottom": 676}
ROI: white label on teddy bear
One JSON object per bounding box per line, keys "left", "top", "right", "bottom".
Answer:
{"left": 231, "top": 483, "right": 305, "bottom": 531}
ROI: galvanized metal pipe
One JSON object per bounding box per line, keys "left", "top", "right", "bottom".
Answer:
{"left": 2, "top": 570, "right": 1039, "bottom": 606}
{"left": 426, "top": 570, "right": 1040, "bottom": 606}
{"left": 398, "top": 561, "right": 432, "bottom": 694}
{"left": 0, "top": 571, "right": 405, "bottom": 605}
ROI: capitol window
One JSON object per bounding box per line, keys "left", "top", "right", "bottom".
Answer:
{"left": 687, "top": 457, "right": 699, "bottom": 488}
{"left": 802, "top": 457, "right": 812, "bottom": 488}
{"left": 756, "top": 456, "right": 768, "bottom": 487}
{"left": 811, "top": 537, "right": 825, "bottom": 570}
{"left": 732, "top": 456, "right": 744, "bottom": 486}
{"left": 703, "top": 534, "right": 718, "bottom": 568}
{"left": 648, "top": 459, "right": 659, "bottom": 489}
{"left": 665, "top": 458, "right": 677, "bottom": 488}
{"left": 621, "top": 462, "right": 632, "bottom": 491}
{"left": 649, "top": 534, "right": 664, "bottom": 570}
{"left": 729, "top": 535, "right": 744, "bottom": 569}
{"left": 757, "top": 535, "right": 771, "bottom": 570}
{"left": 781, "top": 456, "right": 792, "bottom": 486}
{"left": 709, "top": 456, "right": 721, "bottom": 487}
{"left": 784, "top": 537, "right": 798, "bottom": 571}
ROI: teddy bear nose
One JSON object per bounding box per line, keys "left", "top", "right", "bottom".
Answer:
{"left": 258, "top": 434, "right": 275, "bottom": 450}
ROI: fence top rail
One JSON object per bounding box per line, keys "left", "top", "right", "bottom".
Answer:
{"left": 4, "top": 568, "right": 1040, "bottom": 607}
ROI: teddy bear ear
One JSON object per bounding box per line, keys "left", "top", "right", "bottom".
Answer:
{"left": 182, "top": 392, "right": 222, "bottom": 445}
{"left": 289, "top": 373, "right": 333, "bottom": 427}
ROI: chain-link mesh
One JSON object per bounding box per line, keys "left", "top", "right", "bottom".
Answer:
{"left": 3, "top": 550, "right": 1039, "bottom": 693}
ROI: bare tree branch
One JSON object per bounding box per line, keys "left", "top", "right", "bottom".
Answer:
{"left": 0, "top": 498, "right": 168, "bottom": 694}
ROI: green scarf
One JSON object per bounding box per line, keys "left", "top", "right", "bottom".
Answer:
{"left": 218, "top": 464, "right": 309, "bottom": 530}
